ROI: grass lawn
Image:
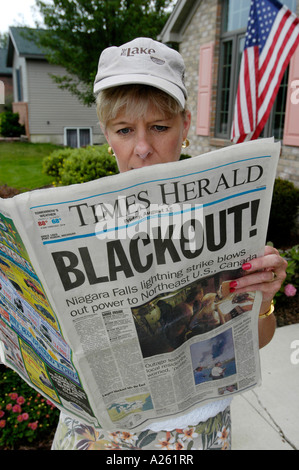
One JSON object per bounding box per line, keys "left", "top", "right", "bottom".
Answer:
{"left": 0, "top": 141, "right": 62, "bottom": 191}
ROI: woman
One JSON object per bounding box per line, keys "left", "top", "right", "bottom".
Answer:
{"left": 52, "top": 38, "right": 287, "bottom": 451}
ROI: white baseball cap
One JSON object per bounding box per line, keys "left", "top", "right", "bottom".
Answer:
{"left": 94, "top": 37, "right": 187, "bottom": 108}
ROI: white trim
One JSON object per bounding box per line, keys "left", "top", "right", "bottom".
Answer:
{"left": 158, "top": 0, "right": 202, "bottom": 43}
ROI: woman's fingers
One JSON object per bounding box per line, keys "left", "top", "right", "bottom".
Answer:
{"left": 229, "top": 246, "right": 287, "bottom": 303}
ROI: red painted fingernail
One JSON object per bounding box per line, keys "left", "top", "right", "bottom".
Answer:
{"left": 242, "top": 263, "right": 252, "bottom": 271}
{"left": 230, "top": 281, "right": 238, "bottom": 288}
{"left": 230, "top": 287, "right": 236, "bottom": 293}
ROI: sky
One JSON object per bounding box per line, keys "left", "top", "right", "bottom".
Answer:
{"left": 0, "top": 0, "right": 44, "bottom": 35}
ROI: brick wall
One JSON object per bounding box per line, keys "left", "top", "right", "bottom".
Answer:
{"left": 0, "top": 75, "right": 13, "bottom": 111}
{"left": 12, "top": 102, "right": 29, "bottom": 138}
{"left": 179, "top": 0, "right": 223, "bottom": 156}
{"left": 179, "top": 0, "right": 299, "bottom": 188}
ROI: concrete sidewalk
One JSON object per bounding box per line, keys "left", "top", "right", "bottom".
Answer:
{"left": 231, "top": 324, "right": 299, "bottom": 450}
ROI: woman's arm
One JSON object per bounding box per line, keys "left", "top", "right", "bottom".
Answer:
{"left": 229, "top": 246, "right": 288, "bottom": 349}
{"left": 258, "top": 310, "right": 277, "bottom": 349}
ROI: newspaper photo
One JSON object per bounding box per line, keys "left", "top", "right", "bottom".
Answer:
{"left": 0, "top": 138, "right": 280, "bottom": 431}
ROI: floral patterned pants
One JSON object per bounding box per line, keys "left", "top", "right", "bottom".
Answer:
{"left": 51, "top": 407, "right": 231, "bottom": 451}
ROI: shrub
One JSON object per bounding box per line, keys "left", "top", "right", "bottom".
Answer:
{"left": 0, "top": 111, "right": 25, "bottom": 137}
{"left": 274, "top": 244, "right": 299, "bottom": 307}
{"left": 42, "top": 147, "right": 75, "bottom": 183}
{"left": 43, "top": 144, "right": 119, "bottom": 186}
{"left": 267, "top": 178, "right": 299, "bottom": 247}
{"left": 180, "top": 153, "right": 192, "bottom": 160}
{"left": 0, "top": 365, "right": 59, "bottom": 449}
{"left": 43, "top": 146, "right": 194, "bottom": 188}
{"left": 61, "top": 145, "right": 119, "bottom": 185}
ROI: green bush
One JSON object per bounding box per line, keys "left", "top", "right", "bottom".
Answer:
{"left": 267, "top": 178, "right": 299, "bottom": 247}
{"left": 282, "top": 245, "right": 299, "bottom": 292}
{"left": 274, "top": 244, "right": 299, "bottom": 306}
{"left": 43, "top": 144, "right": 119, "bottom": 186}
{"left": 0, "top": 365, "right": 59, "bottom": 449}
{"left": 43, "top": 146, "right": 194, "bottom": 188}
{"left": 61, "top": 145, "right": 119, "bottom": 185}
{"left": 0, "top": 111, "right": 25, "bottom": 137}
{"left": 180, "top": 153, "right": 192, "bottom": 160}
{"left": 42, "top": 147, "right": 75, "bottom": 183}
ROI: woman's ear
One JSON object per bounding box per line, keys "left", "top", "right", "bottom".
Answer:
{"left": 183, "top": 110, "right": 192, "bottom": 140}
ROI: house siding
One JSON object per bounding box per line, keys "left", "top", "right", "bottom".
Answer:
{"left": 12, "top": 54, "right": 27, "bottom": 102}
{"left": 26, "top": 60, "right": 104, "bottom": 145}
{"left": 178, "top": 0, "right": 299, "bottom": 187}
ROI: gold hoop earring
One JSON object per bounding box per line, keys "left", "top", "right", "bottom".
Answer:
{"left": 182, "top": 139, "right": 190, "bottom": 149}
{"left": 108, "top": 146, "right": 115, "bottom": 157}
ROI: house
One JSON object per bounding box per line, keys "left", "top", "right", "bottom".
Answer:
{"left": 159, "top": 0, "right": 299, "bottom": 187}
{"left": 0, "top": 48, "right": 13, "bottom": 112}
{"left": 6, "top": 27, "right": 104, "bottom": 147}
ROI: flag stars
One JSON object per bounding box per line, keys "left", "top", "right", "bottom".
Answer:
{"left": 245, "top": 0, "right": 281, "bottom": 50}
{"left": 232, "top": 0, "right": 299, "bottom": 143}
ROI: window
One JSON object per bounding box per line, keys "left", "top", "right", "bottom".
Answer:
{"left": 16, "top": 68, "right": 23, "bottom": 102}
{"left": 64, "top": 128, "right": 92, "bottom": 148}
{"left": 262, "top": 67, "right": 290, "bottom": 140}
{"left": 216, "top": 0, "right": 297, "bottom": 140}
{"left": 224, "top": 0, "right": 249, "bottom": 32}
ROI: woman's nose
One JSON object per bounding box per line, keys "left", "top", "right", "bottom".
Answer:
{"left": 138, "top": 151, "right": 151, "bottom": 160}
{"left": 135, "top": 132, "right": 152, "bottom": 160}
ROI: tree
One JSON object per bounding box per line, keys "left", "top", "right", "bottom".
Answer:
{"left": 0, "top": 32, "right": 9, "bottom": 48}
{"left": 34, "top": 0, "right": 175, "bottom": 105}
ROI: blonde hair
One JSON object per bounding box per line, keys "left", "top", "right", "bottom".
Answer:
{"left": 96, "top": 84, "right": 187, "bottom": 128}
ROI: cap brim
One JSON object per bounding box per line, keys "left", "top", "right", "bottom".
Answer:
{"left": 94, "top": 74, "right": 186, "bottom": 109}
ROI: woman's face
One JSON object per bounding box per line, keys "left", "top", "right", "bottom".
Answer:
{"left": 104, "top": 104, "right": 191, "bottom": 173}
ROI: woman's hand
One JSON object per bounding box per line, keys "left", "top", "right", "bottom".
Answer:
{"left": 230, "top": 245, "right": 287, "bottom": 311}
{"left": 229, "top": 246, "right": 288, "bottom": 348}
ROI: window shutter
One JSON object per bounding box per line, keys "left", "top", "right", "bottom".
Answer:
{"left": 283, "top": 45, "right": 299, "bottom": 146}
{"left": 196, "top": 42, "right": 214, "bottom": 136}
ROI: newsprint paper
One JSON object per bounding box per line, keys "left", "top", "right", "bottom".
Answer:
{"left": 0, "top": 138, "right": 280, "bottom": 431}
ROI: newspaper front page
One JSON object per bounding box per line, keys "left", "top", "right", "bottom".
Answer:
{"left": 0, "top": 138, "right": 280, "bottom": 431}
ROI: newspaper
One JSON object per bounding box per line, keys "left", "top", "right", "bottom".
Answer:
{"left": 0, "top": 138, "right": 280, "bottom": 431}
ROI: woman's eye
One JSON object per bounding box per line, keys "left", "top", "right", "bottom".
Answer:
{"left": 153, "top": 125, "right": 168, "bottom": 132}
{"left": 117, "top": 128, "right": 131, "bottom": 135}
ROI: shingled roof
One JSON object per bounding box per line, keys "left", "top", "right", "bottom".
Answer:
{"left": 6, "top": 27, "right": 46, "bottom": 67}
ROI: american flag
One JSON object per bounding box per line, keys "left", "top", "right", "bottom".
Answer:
{"left": 231, "top": 0, "right": 299, "bottom": 144}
